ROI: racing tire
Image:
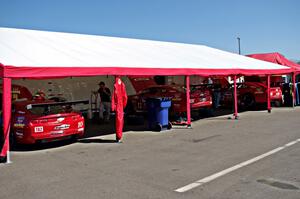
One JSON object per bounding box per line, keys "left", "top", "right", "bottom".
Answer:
{"left": 205, "top": 108, "right": 214, "bottom": 117}
{"left": 240, "top": 93, "right": 256, "bottom": 110}
{"left": 71, "top": 134, "right": 81, "bottom": 142}
{"left": 154, "top": 123, "right": 162, "bottom": 132}
{"left": 124, "top": 101, "right": 135, "bottom": 115}
{"left": 273, "top": 101, "right": 282, "bottom": 107}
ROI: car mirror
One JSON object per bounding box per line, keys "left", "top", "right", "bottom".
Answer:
{"left": 26, "top": 104, "right": 32, "bottom": 110}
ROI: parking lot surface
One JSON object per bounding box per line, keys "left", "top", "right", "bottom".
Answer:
{"left": 1, "top": 107, "right": 300, "bottom": 199}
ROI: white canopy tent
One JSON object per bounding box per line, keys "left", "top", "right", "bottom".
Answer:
{"left": 0, "top": 27, "right": 292, "bottom": 163}
{"left": 0, "top": 27, "right": 291, "bottom": 78}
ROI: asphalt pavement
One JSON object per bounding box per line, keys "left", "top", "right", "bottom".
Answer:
{"left": 0, "top": 107, "right": 300, "bottom": 199}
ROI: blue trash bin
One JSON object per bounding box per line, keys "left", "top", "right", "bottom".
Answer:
{"left": 146, "top": 98, "right": 172, "bottom": 131}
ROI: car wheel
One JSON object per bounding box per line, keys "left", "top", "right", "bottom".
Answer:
{"left": 154, "top": 123, "right": 162, "bottom": 132}
{"left": 71, "top": 134, "right": 81, "bottom": 142}
{"left": 205, "top": 108, "right": 214, "bottom": 117}
{"left": 125, "top": 101, "right": 135, "bottom": 115}
{"left": 241, "top": 93, "right": 256, "bottom": 110}
{"left": 274, "top": 101, "right": 282, "bottom": 107}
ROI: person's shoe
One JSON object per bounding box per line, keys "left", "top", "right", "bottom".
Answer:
{"left": 116, "top": 138, "right": 122, "bottom": 143}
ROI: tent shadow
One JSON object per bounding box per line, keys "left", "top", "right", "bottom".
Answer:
{"left": 78, "top": 138, "right": 117, "bottom": 144}
{"left": 12, "top": 139, "right": 76, "bottom": 152}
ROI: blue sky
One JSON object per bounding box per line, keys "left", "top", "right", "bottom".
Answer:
{"left": 1, "top": 0, "right": 299, "bottom": 60}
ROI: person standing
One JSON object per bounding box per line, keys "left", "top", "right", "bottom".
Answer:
{"left": 112, "top": 77, "right": 127, "bottom": 142}
{"left": 211, "top": 78, "right": 221, "bottom": 109}
{"left": 98, "top": 81, "right": 111, "bottom": 122}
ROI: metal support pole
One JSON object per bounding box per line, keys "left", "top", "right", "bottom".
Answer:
{"left": 0, "top": 78, "right": 12, "bottom": 164}
{"left": 233, "top": 75, "right": 239, "bottom": 119}
{"left": 186, "top": 76, "right": 191, "bottom": 128}
{"left": 292, "top": 72, "right": 296, "bottom": 107}
{"left": 237, "top": 37, "right": 241, "bottom": 55}
{"left": 267, "top": 75, "right": 271, "bottom": 113}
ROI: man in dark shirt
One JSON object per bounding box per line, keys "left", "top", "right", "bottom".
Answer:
{"left": 213, "top": 80, "right": 222, "bottom": 109}
{"left": 98, "top": 81, "right": 111, "bottom": 121}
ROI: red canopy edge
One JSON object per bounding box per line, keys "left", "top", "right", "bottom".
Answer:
{"left": 0, "top": 65, "right": 293, "bottom": 79}
{"left": 247, "top": 52, "right": 300, "bottom": 73}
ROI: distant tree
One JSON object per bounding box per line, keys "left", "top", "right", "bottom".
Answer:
{"left": 297, "top": 61, "right": 300, "bottom": 65}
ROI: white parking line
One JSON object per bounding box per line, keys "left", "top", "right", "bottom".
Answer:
{"left": 175, "top": 138, "right": 300, "bottom": 193}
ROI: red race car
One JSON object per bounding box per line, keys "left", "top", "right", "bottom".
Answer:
{"left": 12, "top": 99, "right": 88, "bottom": 144}
{"left": 0, "top": 84, "right": 33, "bottom": 101}
{"left": 126, "top": 84, "right": 212, "bottom": 115}
{"left": 220, "top": 81, "right": 283, "bottom": 109}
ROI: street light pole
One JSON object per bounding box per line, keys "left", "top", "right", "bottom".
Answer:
{"left": 237, "top": 37, "right": 241, "bottom": 55}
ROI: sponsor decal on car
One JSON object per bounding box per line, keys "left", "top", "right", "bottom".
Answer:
{"left": 14, "top": 116, "right": 25, "bottom": 128}
{"left": 54, "top": 124, "right": 70, "bottom": 130}
{"left": 15, "top": 131, "right": 24, "bottom": 137}
{"left": 57, "top": 117, "right": 65, "bottom": 122}
{"left": 51, "top": 130, "right": 64, "bottom": 135}
{"left": 14, "top": 123, "right": 25, "bottom": 128}
{"left": 78, "top": 121, "right": 84, "bottom": 128}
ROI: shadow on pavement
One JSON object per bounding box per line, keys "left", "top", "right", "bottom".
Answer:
{"left": 12, "top": 139, "right": 76, "bottom": 152}
{"left": 78, "top": 138, "right": 117, "bottom": 144}
{"left": 10, "top": 105, "right": 273, "bottom": 152}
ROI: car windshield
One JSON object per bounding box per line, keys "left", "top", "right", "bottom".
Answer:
{"left": 191, "top": 84, "right": 213, "bottom": 92}
{"left": 141, "top": 86, "right": 183, "bottom": 95}
{"left": 29, "top": 105, "right": 66, "bottom": 116}
{"left": 170, "top": 86, "right": 184, "bottom": 92}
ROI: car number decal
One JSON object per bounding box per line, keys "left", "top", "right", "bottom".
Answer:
{"left": 34, "top": 126, "right": 44, "bottom": 133}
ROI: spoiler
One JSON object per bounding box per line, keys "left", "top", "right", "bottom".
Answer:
{"left": 26, "top": 100, "right": 89, "bottom": 110}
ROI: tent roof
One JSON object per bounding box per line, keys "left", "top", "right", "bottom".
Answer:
{"left": 247, "top": 52, "right": 300, "bottom": 72}
{"left": 0, "top": 27, "right": 292, "bottom": 78}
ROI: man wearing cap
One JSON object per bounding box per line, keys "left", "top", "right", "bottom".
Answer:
{"left": 98, "top": 81, "right": 111, "bottom": 122}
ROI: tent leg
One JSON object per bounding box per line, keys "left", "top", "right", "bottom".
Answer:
{"left": 233, "top": 75, "right": 239, "bottom": 119}
{"left": 0, "top": 78, "right": 12, "bottom": 164}
{"left": 186, "top": 76, "right": 191, "bottom": 128}
{"left": 292, "top": 72, "right": 296, "bottom": 107}
{"left": 267, "top": 75, "right": 271, "bottom": 113}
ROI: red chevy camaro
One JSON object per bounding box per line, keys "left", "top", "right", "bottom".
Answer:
{"left": 221, "top": 81, "right": 283, "bottom": 109}
{"left": 12, "top": 99, "right": 88, "bottom": 145}
{"left": 126, "top": 85, "right": 212, "bottom": 114}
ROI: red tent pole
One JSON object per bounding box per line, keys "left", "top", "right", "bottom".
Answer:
{"left": 292, "top": 72, "right": 296, "bottom": 107}
{"left": 233, "top": 75, "right": 238, "bottom": 119}
{"left": 0, "top": 78, "right": 12, "bottom": 163}
{"left": 267, "top": 75, "right": 271, "bottom": 113}
{"left": 186, "top": 76, "right": 191, "bottom": 128}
